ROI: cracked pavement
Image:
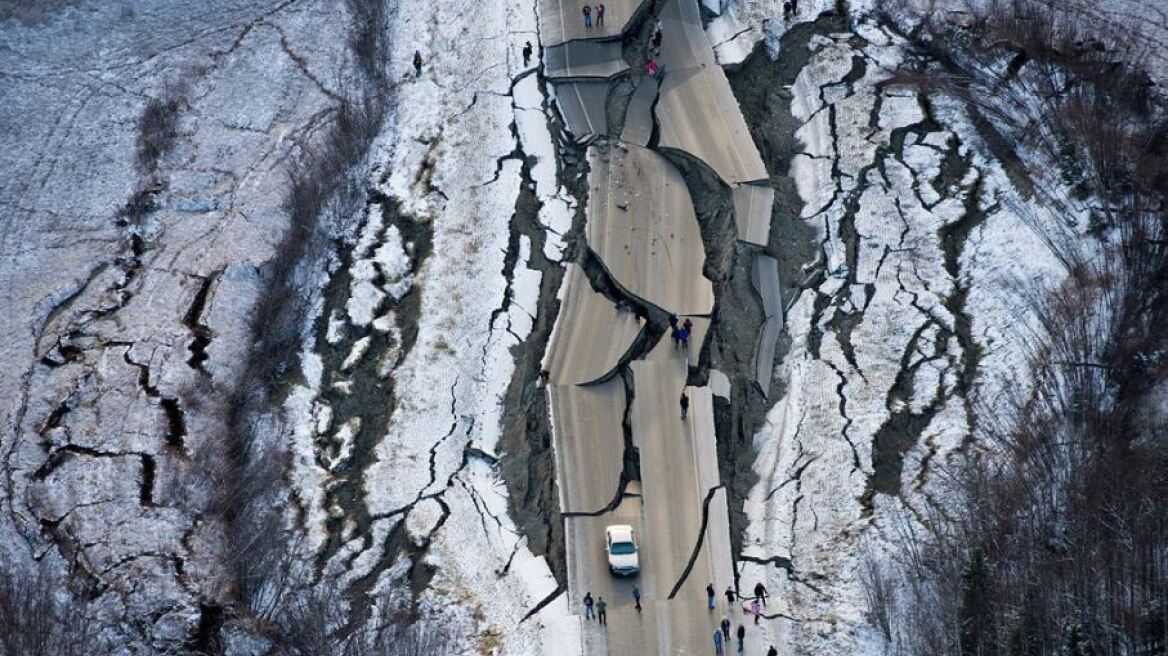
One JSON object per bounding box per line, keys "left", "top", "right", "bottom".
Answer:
{"left": 537, "top": 0, "right": 772, "bottom": 651}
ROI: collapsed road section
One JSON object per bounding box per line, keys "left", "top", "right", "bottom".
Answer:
{"left": 535, "top": 0, "right": 779, "bottom": 651}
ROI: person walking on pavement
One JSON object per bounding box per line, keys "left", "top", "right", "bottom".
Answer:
{"left": 791, "top": 0, "right": 799, "bottom": 14}
{"left": 671, "top": 325, "right": 682, "bottom": 348}
{"left": 522, "top": 41, "right": 533, "bottom": 66}
{"left": 596, "top": 3, "right": 605, "bottom": 26}
{"left": 582, "top": 4, "right": 592, "bottom": 28}
{"left": 750, "top": 598, "right": 761, "bottom": 625}
{"left": 413, "top": 50, "right": 423, "bottom": 77}
{"left": 679, "top": 326, "right": 691, "bottom": 348}
{"left": 720, "top": 616, "right": 731, "bottom": 642}
{"left": 737, "top": 624, "right": 746, "bottom": 652}
{"left": 596, "top": 596, "right": 608, "bottom": 625}
{"left": 633, "top": 584, "right": 642, "bottom": 611}
{"left": 583, "top": 591, "right": 595, "bottom": 620}
{"left": 725, "top": 586, "right": 737, "bottom": 606}
{"left": 713, "top": 627, "right": 725, "bottom": 654}
{"left": 754, "top": 581, "right": 768, "bottom": 607}
{"left": 767, "top": 646, "right": 778, "bottom": 656}
{"left": 706, "top": 583, "right": 716, "bottom": 610}
{"left": 681, "top": 392, "right": 691, "bottom": 420}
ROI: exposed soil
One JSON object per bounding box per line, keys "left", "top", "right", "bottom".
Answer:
{"left": 712, "top": 16, "right": 846, "bottom": 564}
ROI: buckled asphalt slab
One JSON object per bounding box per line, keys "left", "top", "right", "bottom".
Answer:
{"left": 656, "top": 63, "right": 770, "bottom": 186}
{"left": 553, "top": 80, "right": 611, "bottom": 140}
{"left": 751, "top": 253, "right": 783, "bottom": 320}
{"left": 545, "top": 40, "right": 630, "bottom": 81}
{"left": 548, "top": 378, "right": 628, "bottom": 514}
{"left": 543, "top": 263, "right": 642, "bottom": 385}
{"left": 586, "top": 144, "right": 715, "bottom": 316}
{"left": 619, "top": 77, "right": 659, "bottom": 147}
{"left": 733, "top": 182, "right": 776, "bottom": 246}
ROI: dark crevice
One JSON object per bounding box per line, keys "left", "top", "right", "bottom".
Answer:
{"left": 666, "top": 484, "right": 724, "bottom": 600}
{"left": 159, "top": 397, "right": 187, "bottom": 453}
{"left": 519, "top": 585, "right": 564, "bottom": 624}
{"left": 182, "top": 271, "right": 220, "bottom": 374}
{"left": 139, "top": 455, "right": 156, "bottom": 506}
{"left": 33, "top": 444, "right": 147, "bottom": 482}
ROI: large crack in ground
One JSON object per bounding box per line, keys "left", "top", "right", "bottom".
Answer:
{"left": 716, "top": 16, "right": 844, "bottom": 583}
{"left": 313, "top": 197, "right": 434, "bottom": 572}
{"left": 498, "top": 53, "right": 592, "bottom": 585}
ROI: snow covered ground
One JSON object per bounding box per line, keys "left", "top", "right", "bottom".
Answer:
{"left": 713, "top": 5, "right": 1102, "bottom": 655}
{"left": 3, "top": 0, "right": 1160, "bottom": 651}
{"left": 0, "top": 0, "right": 578, "bottom": 651}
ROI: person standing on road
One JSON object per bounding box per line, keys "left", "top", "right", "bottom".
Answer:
{"left": 597, "top": 3, "right": 605, "bottom": 26}
{"left": 725, "top": 586, "right": 737, "bottom": 606}
{"left": 767, "top": 646, "right": 778, "bottom": 656}
{"left": 633, "top": 584, "right": 642, "bottom": 611}
{"left": 678, "top": 326, "right": 691, "bottom": 349}
{"left": 750, "top": 598, "right": 761, "bottom": 625}
{"left": 583, "top": 4, "right": 592, "bottom": 28}
{"left": 713, "top": 627, "right": 725, "bottom": 654}
{"left": 706, "top": 583, "right": 716, "bottom": 610}
{"left": 754, "top": 581, "right": 768, "bottom": 607}
{"left": 413, "top": 50, "right": 423, "bottom": 77}
{"left": 681, "top": 392, "right": 690, "bottom": 420}
{"left": 522, "top": 41, "right": 533, "bottom": 66}
{"left": 720, "top": 616, "right": 731, "bottom": 641}
{"left": 737, "top": 624, "right": 746, "bottom": 651}
{"left": 583, "top": 591, "right": 595, "bottom": 620}
{"left": 596, "top": 596, "right": 608, "bottom": 625}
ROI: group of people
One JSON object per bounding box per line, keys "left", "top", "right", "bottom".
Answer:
{"left": 707, "top": 582, "right": 777, "bottom": 654}
{"left": 583, "top": 582, "right": 778, "bottom": 654}
{"left": 582, "top": 585, "right": 641, "bottom": 626}
{"left": 581, "top": 3, "right": 606, "bottom": 28}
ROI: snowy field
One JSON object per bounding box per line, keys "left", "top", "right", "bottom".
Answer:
{"left": 0, "top": 0, "right": 1161, "bottom": 652}
{"left": 0, "top": 0, "right": 576, "bottom": 651}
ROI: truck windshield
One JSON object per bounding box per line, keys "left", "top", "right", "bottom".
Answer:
{"left": 610, "top": 541, "right": 636, "bottom": 555}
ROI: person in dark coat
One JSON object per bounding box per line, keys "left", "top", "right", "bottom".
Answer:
{"left": 754, "top": 581, "right": 768, "bottom": 607}
{"left": 522, "top": 41, "right": 533, "bottom": 66}
{"left": 725, "top": 586, "right": 737, "bottom": 605}
{"left": 681, "top": 392, "right": 691, "bottom": 420}
{"left": 413, "top": 50, "right": 423, "bottom": 77}
{"left": 596, "top": 3, "right": 605, "bottom": 26}
{"left": 737, "top": 624, "right": 746, "bottom": 651}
